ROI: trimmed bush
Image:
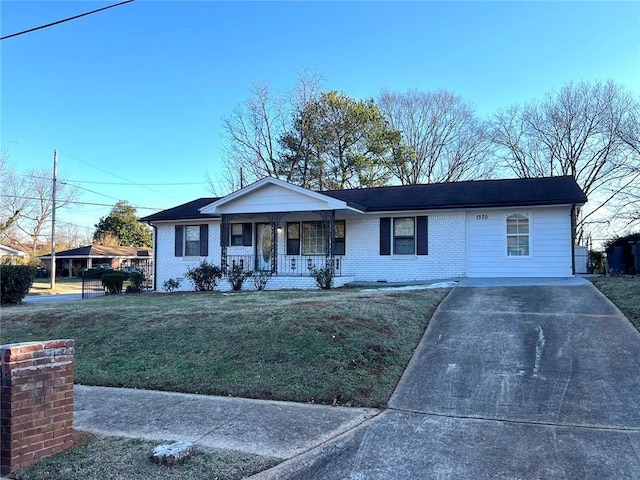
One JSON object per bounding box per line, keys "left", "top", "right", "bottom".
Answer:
{"left": 185, "top": 261, "right": 223, "bottom": 291}
{"left": 102, "top": 273, "right": 125, "bottom": 295}
{"left": 0, "top": 265, "right": 37, "bottom": 304}
{"left": 126, "top": 271, "right": 145, "bottom": 293}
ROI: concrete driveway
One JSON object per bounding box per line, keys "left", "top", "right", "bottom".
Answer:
{"left": 258, "top": 283, "right": 640, "bottom": 479}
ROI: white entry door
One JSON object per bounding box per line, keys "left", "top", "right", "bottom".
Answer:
{"left": 256, "top": 223, "right": 273, "bottom": 271}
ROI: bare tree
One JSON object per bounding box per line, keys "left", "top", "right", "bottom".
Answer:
{"left": 0, "top": 166, "right": 79, "bottom": 254}
{"left": 218, "top": 70, "right": 324, "bottom": 191}
{"left": 490, "top": 80, "right": 640, "bottom": 237}
{"left": 378, "top": 89, "right": 493, "bottom": 185}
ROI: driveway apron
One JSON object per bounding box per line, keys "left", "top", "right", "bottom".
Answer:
{"left": 263, "top": 284, "right": 640, "bottom": 479}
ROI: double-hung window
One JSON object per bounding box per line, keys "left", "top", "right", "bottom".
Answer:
{"left": 334, "top": 221, "right": 345, "bottom": 255}
{"left": 185, "top": 226, "right": 201, "bottom": 256}
{"left": 506, "top": 213, "right": 530, "bottom": 256}
{"left": 393, "top": 218, "right": 415, "bottom": 255}
{"left": 287, "top": 223, "right": 301, "bottom": 255}
{"left": 175, "top": 225, "right": 209, "bottom": 257}
{"left": 230, "top": 223, "right": 252, "bottom": 247}
{"left": 380, "top": 217, "right": 428, "bottom": 256}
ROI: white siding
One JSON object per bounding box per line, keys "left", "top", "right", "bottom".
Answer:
{"left": 215, "top": 184, "right": 338, "bottom": 214}
{"left": 465, "top": 207, "right": 573, "bottom": 277}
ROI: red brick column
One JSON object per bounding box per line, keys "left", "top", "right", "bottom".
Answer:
{"left": 0, "top": 340, "right": 74, "bottom": 475}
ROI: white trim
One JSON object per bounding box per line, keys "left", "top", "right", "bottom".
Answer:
{"left": 198, "top": 177, "right": 361, "bottom": 214}
{"left": 505, "top": 211, "right": 532, "bottom": 259}
{"left": 0, "top": 245, "right": 27, "bottom": 256}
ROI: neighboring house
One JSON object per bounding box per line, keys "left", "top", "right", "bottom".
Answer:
{"left": 140, "top": 176, "right": 587, "bottom": 291}
{"left": 0, "top": 244, "right": 27, "bottom": 265}
{"left": 39, "top": 245, "right": 153, "bottom": 277}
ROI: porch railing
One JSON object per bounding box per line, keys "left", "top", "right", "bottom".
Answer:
{"left": 226, "top": 255, "right": 344, "bottom": 277}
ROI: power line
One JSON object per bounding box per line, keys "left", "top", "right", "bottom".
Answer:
{"left": 0, "top": 194, "right": 161, "bottom": 211}
{"left": 57, "top": 150, "right": 183, "bottom": 201}
{"left": 1, "top": 0, "right": 135, "bottom": 41}
{"left": 63, "top": 179, "right": 208, "bottom": 186}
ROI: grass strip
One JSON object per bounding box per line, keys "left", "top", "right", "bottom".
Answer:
{"left": 590, "top": 276, "right": 640, "bottom": 332}
{"left": 11, "top": 432, "right": 279, "bottom": 480}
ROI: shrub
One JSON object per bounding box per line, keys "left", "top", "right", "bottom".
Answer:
{"left": 310, "top": 265, "right": 333, "bottom": 290}
{"left": 126, "top": 271, "right": 145, "bottom": 293}
{"left": 162, "top": 278, "right": 181, "bottom": 292}
{"left": 251, "top": 271, "right": 271, "bottom": 291}
{"left": 102, "top": 273, "right": 125, "bottom": 295}
{"left": 185, "top": 260, "right": 223, "bottom": 291}
{"left": 0, "top": 265, "right": 36, "bottom": 304}
{"left": 227, "top": 264, "right": 252, "bottom": 291}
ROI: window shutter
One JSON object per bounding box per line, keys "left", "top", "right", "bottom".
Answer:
{"left": 380, "top": 218, "right": 391, "bottom": 255}
{"left": 199, "top": 224, "right": 209, "bottom": 256}
{"left": 242, "top": 223, "right": 252, "bottom": 246}
{"left": 174, "top": 226, "right": 184, "bottom": 257}
{"left": 417, "top": 216, "right": 428, "bottom": 255}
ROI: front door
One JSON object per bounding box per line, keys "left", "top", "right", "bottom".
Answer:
{"left": 256, "top": 223, "right": 273, "bottom": 271}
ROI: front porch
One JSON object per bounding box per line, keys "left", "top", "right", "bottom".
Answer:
{"left": 226, "top": 254, "right": 346, "bottom": 277}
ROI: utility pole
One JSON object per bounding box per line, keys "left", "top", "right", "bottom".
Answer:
{"left": 50, "top": 150, "right": 57, "bottom": 290}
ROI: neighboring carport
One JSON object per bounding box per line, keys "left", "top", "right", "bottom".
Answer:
{"left": 263, "top": 282, "right": 640, "bottom": 479}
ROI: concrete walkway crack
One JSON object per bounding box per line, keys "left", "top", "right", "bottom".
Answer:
{"left": 386, "top": 406, "right": 640, "bottom": 433}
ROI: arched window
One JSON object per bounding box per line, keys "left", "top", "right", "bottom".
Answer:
{"left": 506, "top": 213, "right": 529, "bottom": 256}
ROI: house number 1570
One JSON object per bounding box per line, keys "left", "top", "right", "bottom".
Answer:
{"left": 476, "top": 214, "right": 488, "bottom": 220}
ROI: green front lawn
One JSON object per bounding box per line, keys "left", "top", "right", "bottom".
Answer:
{"left": 590, "top": 276, "right": 640, "bottom": 332}
{"left": 1, "top": 287, "right": 448, "bottom": 407}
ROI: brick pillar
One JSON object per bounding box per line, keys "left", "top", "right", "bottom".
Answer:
{"left": 0, "top": 340, "right": 74, "bottom": 475}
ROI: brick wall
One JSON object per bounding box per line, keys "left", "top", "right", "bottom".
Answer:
{"left": 0, "top": 340, "right": 74, "bottom": 475}
{"left": 154, "top": 213, "right": 467, "bottom": 291}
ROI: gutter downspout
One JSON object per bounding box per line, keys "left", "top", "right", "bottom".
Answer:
{"left": 570, "top": 205, "right": 576, "bottom": 275}
{"left": 150, "top": 223, "right": 158, "bottom": 291}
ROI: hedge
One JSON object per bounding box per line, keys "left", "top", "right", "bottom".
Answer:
{"left": 0, "top": 265, "right": 37, "bottom": 304}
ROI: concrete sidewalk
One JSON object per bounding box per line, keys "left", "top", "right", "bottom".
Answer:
{"left": 73, "top": 385, "right": 379, "bottom": 460}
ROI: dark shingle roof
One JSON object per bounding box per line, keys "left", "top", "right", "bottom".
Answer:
{"left": 39, "top": 245, "right": 152, "bottom": 259}
{"left": 322, "top": 176, "right": 587, "bottom": 212}
{"left": 140, "top": 176, "right": 586, "bottom": 221}
{"left": 140, "top": 197, "right": 219, "bottom": 222}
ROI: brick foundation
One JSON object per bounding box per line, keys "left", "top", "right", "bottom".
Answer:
{"left": 0, "top": 340, "right": 74, "bottom": 475}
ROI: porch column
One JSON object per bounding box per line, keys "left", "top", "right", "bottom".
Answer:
{"left": 266, "top": 213, "right": 287, "bottom": 275}
{"left": 220, "top": 215, "right": 231, "bottom": 273}
{"left": 316, "top": 210, "right": 336, "bottom": 270}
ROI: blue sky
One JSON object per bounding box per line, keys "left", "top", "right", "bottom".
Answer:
{"left": 1, "top": 1, "right": 639, "bottom": 238}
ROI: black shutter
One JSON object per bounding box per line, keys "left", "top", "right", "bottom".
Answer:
{"left": 417, "top": 216, "right": 428, "bottom": 255}
{"left": 199, "top": 224, "right": 209, "bottom": 256}
{"left": 242, "top": 223, "right": 252, "bottom": 246}
{"left": 380, "top": 218, "right": 391, "bottom": 256}
{"left": 174, "top": 226, "right": 184, "bottom": 257}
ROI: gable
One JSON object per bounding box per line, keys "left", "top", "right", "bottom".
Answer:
{"left": 200, "top": 180, "right": 350, "bottom": 215}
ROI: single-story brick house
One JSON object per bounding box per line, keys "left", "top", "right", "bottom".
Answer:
{"left": 140, "top": 176, "right": 587, "bottom": 291}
